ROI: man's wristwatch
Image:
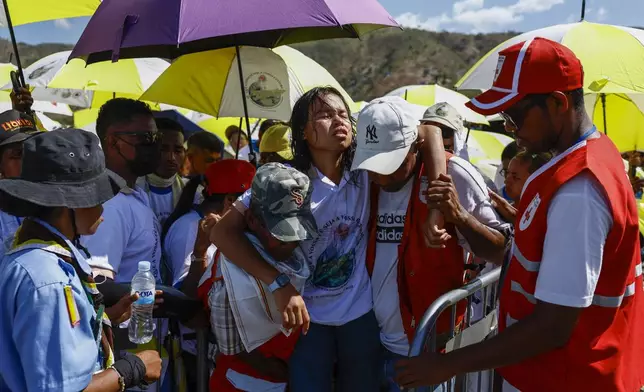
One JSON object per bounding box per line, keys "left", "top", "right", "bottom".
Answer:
{"left": 268, "top": 273, "right": 291, "bottom": 293}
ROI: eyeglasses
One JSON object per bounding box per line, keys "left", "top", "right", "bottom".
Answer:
{"left": 500, "top": 94, "right": 550, "bottom": 131}
{"left": 113, "top": 131, "right": 160, "bottom": 145}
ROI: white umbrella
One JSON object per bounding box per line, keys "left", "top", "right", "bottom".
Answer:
{"left": 2, "top": 51, "right": 170, "bottom": 108}
{"left": 2, "top": 52, "right": 92, "bottom": 107}
{"left": 467, "top": 131, "right": 514, "bottom": 181}
{"left": 36, "top": 112, "right": 63, "bottom": 131}
{"left": 0, "top": 100, "right": 72, "bottom": 116}
{"left": 386, "top": 84, "right": 489, "bottom": 125}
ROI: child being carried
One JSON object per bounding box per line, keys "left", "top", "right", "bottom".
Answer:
{"left": 198, "top": 162, "right": 317, "bottom": 392}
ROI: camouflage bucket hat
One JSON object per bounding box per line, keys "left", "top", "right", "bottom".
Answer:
{"left": 251, "top": 162, "right": 318, "bottom": 242}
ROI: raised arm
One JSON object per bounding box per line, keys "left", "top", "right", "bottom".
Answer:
{"left": 417, "top": 124, "right": 450, "bottom": 247}
{"left": 417, "top": 124, "right": 447, "bottom": 184}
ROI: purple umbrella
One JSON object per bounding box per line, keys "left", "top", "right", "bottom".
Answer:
{"left": 70, "top": 0, "right": 399, "bottom": 64}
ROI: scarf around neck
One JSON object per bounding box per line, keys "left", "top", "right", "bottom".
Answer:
{"left": 141, "top": 173, "right": 185, "bottom": 208}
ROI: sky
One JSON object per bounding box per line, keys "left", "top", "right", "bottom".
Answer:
{"left": 1, "top": 0, "right": 643, "bottom": 45}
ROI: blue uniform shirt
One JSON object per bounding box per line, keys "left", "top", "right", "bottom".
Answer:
{"left": 0, "top": 240, "right": 100, "bottom": 391}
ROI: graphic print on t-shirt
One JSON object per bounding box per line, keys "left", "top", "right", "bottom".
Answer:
{"left": 309, "top": 216, "right": 364, "bottom": 290}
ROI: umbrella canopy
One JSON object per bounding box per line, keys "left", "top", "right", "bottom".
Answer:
{"left": 74, "top": 105, "right": 196, "bottom": 135}
{"left": 2, "top": 51, "right": 170, "bottom": 108}
{"left": 141, "top": 45, "right": 355, "bottom": 121}
{"left": 153, "top": 110, "right": 210, "bottom": 140}
{"left": 190, "top": 114, "right": 260, "bottom": 142}
{"left": 0, "top": 101, "right": 73, "bottom": 116}
{"left": 585, "top": 93, "right": 644, "bottom": 153}
{"left": 69, "top": 0, "right": 398, "bottom": 63}
{"left": 2, "top": 0, "right": 99, "bottom": 26}
{"left": 467, "top": 130, "right": 514, "bottom": 164}
{"left": 386, "top": 84, "right": 489, "bottom": 125}
{"left": 3, "top": 51, "right": 92, "bottom": 107}
{"left": 73, "top": 108, "right": 100, "bottom": 134}
{"left": 35, "top": 112, "right": 62, "bottom": 131}
{"left": 49, "top": 54, "right": 169, "bottom": 96}
{"left": 466, "top": 130, "right": 514, "bottom": 181}
{"left": 456, "top": 21, "right": 644, "bottom": 94}
{"left": 0, "top": 63, "right": 74, "bottom": 115}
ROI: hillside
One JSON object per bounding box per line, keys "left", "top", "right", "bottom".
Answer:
{"left": 0, "top": 40, "right": 72, "bottom": 70}
{"left": 0, "top": 28, "right": 517, "bottom": 101}
{"left": 293, "top": 28, "right": 516, "bottom": 101}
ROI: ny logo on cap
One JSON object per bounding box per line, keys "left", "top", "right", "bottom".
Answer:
{"left": 366, "top": 124, "right": 378, "bottom": 144}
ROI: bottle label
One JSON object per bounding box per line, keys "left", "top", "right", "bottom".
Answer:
{"left": 134, "top": 290, "right": 155, "bottom": 305}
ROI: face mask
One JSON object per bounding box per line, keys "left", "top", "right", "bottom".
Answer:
{"left": 125, "top": 143, "right": 161, "bottom": 177}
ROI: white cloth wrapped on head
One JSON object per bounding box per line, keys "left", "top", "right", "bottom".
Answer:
{"left": 219, "top": 233, "right": 310, "bottom": 352}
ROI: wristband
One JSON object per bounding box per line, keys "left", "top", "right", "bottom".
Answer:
{"left": 109, "top": 366, "right": 126, "bottom": 392}
{"left": 191, "top": 254, "right": 207, "bottom": 263}
{"left": 112, "top": 353, "right": 147, "bottom": 389}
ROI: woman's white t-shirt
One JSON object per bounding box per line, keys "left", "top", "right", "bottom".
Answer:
{"left": 237, "top": 169, "right": 372, "bottom": 326}
{"left": 164, "top": 210, "right": 217, "bottom": 287}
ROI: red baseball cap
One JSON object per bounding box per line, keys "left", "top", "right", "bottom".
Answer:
{"left": 466, "top": 37, "right": 584, "bottom": 115}
{"left": 204, "top": 159, "right": 256, "bottom": 196}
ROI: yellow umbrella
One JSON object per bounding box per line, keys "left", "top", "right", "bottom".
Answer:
{"left": 457, "top": 22, "right": 644, "bottom": 94}
{"left": 192, "top": 115, "right": 259, "bottom": 142}
{"left": 466, "top": 130, "right": 514, "bottom": 181}
{"left": 386, "top": 84, "right": 489, "bottom": 125}
{"left": 585, "top": 93, "right": 644, "bottom": 153}
{"left": 2, "top": 51, "right": 169, "bottom": 109}
{"left": 48, "top": 55, "right": 170, "bottom": 97}
{"left": 142, "top": 45, "right": 356, "bottom": 121}
{"left": 4, "top": 0, "right": 99, "bottom": 26}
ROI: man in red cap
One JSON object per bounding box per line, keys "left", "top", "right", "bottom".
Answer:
{"left": 396, "top": 37, "right": 644, "bottom": 391}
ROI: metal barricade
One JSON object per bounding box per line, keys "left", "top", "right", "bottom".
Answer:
{"left": 196, "top": 329, "right": 210, "bottom": 392}
{"left": 408, "top": 267, "right": 502, "bottom": 392}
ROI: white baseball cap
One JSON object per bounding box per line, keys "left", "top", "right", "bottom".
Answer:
{"left": 351, "top": 96, "right": 419, "bottom": 175}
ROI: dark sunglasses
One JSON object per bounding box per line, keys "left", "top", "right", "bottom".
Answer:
{"left": 500, "top": 94, "right": 550, "bottom": 131}
{"left": 113, "top": 131, "right": 160, "bottom": 145}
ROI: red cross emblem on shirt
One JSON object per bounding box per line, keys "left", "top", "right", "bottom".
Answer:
{"left": 522, "top": 207, "right": 533, "bottom": 225}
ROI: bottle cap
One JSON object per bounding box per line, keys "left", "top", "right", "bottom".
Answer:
{"left": 138, "top": 261, "right": 151, "bottom": 271}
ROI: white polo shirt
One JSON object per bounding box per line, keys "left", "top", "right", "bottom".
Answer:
{"left": 82, "top": 182, "right": 162, "bottom": 283}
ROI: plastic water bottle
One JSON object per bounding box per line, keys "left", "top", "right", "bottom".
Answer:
{"left": 129, "top": 261, "right": 156, "bottom": 344}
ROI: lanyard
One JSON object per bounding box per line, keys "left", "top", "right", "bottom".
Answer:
{"left": 32, "top": 218, "right": 107, "bottom": 364}
{"left": 32, "top": 218, "right": 87, "bottom": 268}
{"left": 574, "top": 126, "right": 597, "bottom": 145}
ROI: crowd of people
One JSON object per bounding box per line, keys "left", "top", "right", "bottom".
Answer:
{"left": 0, "top": 37, "right": 642, "bottom": 392}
